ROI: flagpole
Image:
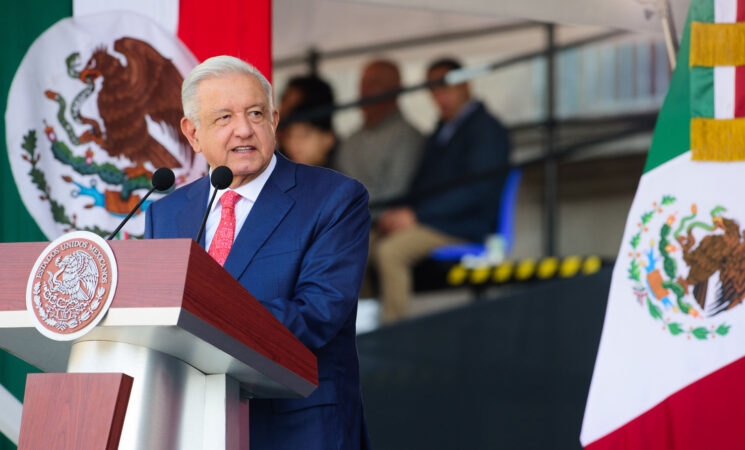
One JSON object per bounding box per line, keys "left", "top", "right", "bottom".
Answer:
{"left": 0, "top": 382, "right": 22, "bottom": 445}
{"left": 660, "top": 0, "right": 679, "bottom": 70}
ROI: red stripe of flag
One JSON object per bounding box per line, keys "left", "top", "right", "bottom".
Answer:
{"left": 735, "top": 66, "right": 745, "bottom": 117}
{"left": 177, "top": 0, "right": 272, "bottom": 80}
{"left": 584, "top": 354, "right": 745, "bottom": 449}
{"left": 738, "top": 0, "right": 745, "bottom": 22}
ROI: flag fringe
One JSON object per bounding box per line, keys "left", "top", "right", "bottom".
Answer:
{"left": 690, "top": 22, "right": 745, "bottom": 66}
{"left": 691, "top": 117, "right": 745, "bottom": 160}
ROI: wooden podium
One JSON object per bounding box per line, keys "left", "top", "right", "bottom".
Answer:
{"left": 0, "top": 239, "right": 318, "bottom": 449}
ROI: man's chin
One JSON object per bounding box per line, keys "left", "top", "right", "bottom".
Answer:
{"left": 229, "top": 166, "right": 267, "bottom": 187}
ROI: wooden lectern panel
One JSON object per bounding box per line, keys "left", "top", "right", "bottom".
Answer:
{"left": 18, "top": 373, "right": 133, "bottom": 450}
{"left": 0, "top": 239, "right": 318, "bottom": 398}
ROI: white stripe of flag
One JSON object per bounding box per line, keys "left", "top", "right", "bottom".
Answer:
{"left": 715, "top": 66, "right": 735, "bottom": 119}
{"left": 715, "top": 0, "right": 737, "bottom": 23}
{"left": 72, "top": 0, "right": 180, "bottom": 34}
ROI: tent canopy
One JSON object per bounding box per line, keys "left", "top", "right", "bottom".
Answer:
{"left": 273, "top": 0, "right": 690, "bottom": 60}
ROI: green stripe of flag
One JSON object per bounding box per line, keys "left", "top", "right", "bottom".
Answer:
{"left": 644, "top": 6, "right": 693, "bottom": 172}
{"left": 690, "top": 66, "right": 715, "bottom": 118}
{"left": 690, "top": 0, "right": 714, "bottom": 23}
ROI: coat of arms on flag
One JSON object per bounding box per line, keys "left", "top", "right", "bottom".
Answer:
{"left": 582, "top": 1, "right": 745, "bottom": 448}
{"left": 5, "top": 11, "right": 205, "bottom": 239}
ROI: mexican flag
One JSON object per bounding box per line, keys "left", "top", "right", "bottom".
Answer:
{"left": 0, "top": 1, "right": 270, "bottom": 447}
{"left": 581, "top": 0, "right": 745, "bottom": 448}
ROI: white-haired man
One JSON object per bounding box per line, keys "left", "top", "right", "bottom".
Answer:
{"left": 145, "top": 56, "right": 371, "bottom": 449}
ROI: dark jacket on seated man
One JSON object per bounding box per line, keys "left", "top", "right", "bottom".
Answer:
{"left": 409, "top": 100, "right": 510, "bottom": 243}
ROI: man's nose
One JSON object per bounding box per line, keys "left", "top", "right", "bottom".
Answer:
{"left": 234, "top": 114, "right": 255, "bottom": 138}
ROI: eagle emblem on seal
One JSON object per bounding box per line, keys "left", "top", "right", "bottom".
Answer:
{"left": 28, "top": 232, "right": 118, "bottom": 339}
{"left": 47, "top": 250, "right": 99, "bottom": 303}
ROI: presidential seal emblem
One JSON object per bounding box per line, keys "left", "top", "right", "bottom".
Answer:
{"left": 5, "top": 11, "right": 205, "bottom": 240}
{"left": 26, "top": 231, "right": 118, "bottom": 341}
{"left": 627, "top": 195, "right": 738, "bottom": 340}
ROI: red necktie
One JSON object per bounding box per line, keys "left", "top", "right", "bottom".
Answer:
{"left": 208, "top": 190, "right": 242, "bottom": 266}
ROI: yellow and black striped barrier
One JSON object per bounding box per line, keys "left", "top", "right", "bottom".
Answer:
{"left": 446, "top": 255, "right": 604, "bottom": 287}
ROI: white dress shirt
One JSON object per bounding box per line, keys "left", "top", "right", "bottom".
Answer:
{"left": 204, "top": 154, "right": 277, "bottom": 250}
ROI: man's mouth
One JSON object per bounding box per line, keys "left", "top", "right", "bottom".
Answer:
{"left": 232, "top": 145, "right": 256, "bottom": 153}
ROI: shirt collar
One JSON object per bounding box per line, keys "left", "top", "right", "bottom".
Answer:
{"left": 449, "top": 99, "right": 479, "bottom": 125}
{"left": 435, "top": 100, "right": 479, "bottom": 146}
{"left": 208, "top": 153, "right": 277, "bottom": 211}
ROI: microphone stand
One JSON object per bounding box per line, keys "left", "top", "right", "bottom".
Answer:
{"left": 196, "top": 189, "right": 220, "bottom": 245}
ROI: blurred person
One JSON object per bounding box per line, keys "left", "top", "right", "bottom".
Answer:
{"left": 372, "top": 57, "right": 511, "bottom": 323}
{"left": 277, "top": 75, "right": 335, "bottom": 151}
{"left": 282, "top": 98, "right": 338, "bottom": 167}
{"left": 334, "top": 59, "right": 423, "bottom": 208}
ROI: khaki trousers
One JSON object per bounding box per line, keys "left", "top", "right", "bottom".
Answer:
{"left": 371, "top": 224, "right": 462, "bottom": 323}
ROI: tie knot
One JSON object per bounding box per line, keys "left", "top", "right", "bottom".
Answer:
{"left": 220, "top": 190, "right": 241, "bottom": 210}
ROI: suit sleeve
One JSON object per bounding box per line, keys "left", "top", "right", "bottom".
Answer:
{"left": 257, "top": 180, "right": 371, "bottom": 350}
{"left": 144, "top": 203, "right": 155, "bottom": 239}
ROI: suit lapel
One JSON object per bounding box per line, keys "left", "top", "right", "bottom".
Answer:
{"left": 178, "top": 176, "right": 211, "bottom": 247}
{"left": 223, "top": 154, "right": 297, "bottom": 280}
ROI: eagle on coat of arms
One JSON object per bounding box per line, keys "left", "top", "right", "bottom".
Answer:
{"left": 627, "top": 197, "right": 740, "bottom": 340}
{"left": 78, "top": 37, "right": 192, "bottom": 178}
{"left": 7, "top": 13, "right": 203, "bottom": 239}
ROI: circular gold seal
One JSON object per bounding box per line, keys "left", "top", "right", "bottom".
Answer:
{"left": 25, "top": 231, "right": 118, "bottom": 341}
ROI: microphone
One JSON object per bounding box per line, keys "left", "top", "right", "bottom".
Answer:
{"left": 195, "top": 166, "right": 234, "bottom": 245}
{"left": 107, "top": 168, "right": 175, "bottom": 240}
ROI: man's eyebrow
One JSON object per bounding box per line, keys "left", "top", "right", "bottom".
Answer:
{"left": 211, "top": 108, "right": 232, "bottom": 116}
{"left": 247, "top": 103, "right": 266, "bottom": 110}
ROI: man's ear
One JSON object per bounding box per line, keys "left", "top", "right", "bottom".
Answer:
{"left": 272, "top": 110, "right": 280, "bottom": 132}
{"left": 181, "top": 117, "right": 201, "bottom": 153}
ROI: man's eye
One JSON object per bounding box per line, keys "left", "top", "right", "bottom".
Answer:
{"left": 216, "top": 114, "right": 230, "bottom": 122}
{"left": 249, "top": 111, "right": 263, "bottom": 119}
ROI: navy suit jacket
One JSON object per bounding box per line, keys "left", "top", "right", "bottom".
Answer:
{"left": 145, "top": 153, "right": 371, "bottom": 449}
{"left": 409, "top": 102, "right": 510, "bottom": 243}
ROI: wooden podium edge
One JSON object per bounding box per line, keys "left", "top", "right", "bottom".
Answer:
{"left": 18, "top": 372, "right": 133, "bottom": 450}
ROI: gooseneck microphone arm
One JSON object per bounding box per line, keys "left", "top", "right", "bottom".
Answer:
{"left": 107, "top": 168, "right": 175, "bottom": 240}
{"left": 196, "top": 188, "right": 220, "bottom": 245}
{"left": 195, "top": 166, "right": 234, "bottom": 245}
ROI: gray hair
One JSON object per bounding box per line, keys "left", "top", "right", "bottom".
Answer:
{"left": 182, "top": 55, "right": 274, "bottom": 128}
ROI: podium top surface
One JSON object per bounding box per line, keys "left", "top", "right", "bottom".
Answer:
{"left": 0, "top": 239, "right": 317, "bottom": 399}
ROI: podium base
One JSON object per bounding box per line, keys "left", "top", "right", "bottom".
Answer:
{"left": 18, "top": 372, "right": 132, "bottom": 449}
{"left": 67, "top": 340, "right": 243, "bottom": 449}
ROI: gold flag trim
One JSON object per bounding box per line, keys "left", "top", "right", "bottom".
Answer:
{"left": 690, "top": 22, "right": 745, "bottom": 67}
{"left": 690, "top": 118, "right": 745, "bottom": 160}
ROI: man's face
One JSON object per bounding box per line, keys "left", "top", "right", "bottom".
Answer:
{"left": 427, "top": 66, "right": 470, "bottom": 122}
{"left": 283, "top": 122, "right": 335, "bottom": 167}
{"left": 181, "top": 73, "right": 279, "bottom": 188}
{"left": 359, "top": 63, "right": 398, "bottom": 125}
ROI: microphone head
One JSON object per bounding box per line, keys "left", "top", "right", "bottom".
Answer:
{"left": 151, "top": 168, "right": 176, "bottom": 191}
{"left": 211, "top": 166, "right": 233, "bottom": 190}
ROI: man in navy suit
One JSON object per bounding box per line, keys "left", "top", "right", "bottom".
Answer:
{"left": 145, "top": 56, "right": 371, "bottom": 449}
{"left": 373, "top": 58, "right": 511, "bottom": 323}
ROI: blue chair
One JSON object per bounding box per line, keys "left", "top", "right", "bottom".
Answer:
{"left": 430, "top": 167, "right": 522, "bottom": 262}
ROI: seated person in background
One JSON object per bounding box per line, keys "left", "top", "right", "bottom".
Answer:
{"left": 282, "top": 97, "right": 338, "bottom": 167}
{"left": 372, "top": 57, "right": 511, "bottom": 323}
{"left": 277, "top": 75, "right": 335, "bottom": 151}
{"left": 334, "top": 59, "right": 423, "bottom": 209}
